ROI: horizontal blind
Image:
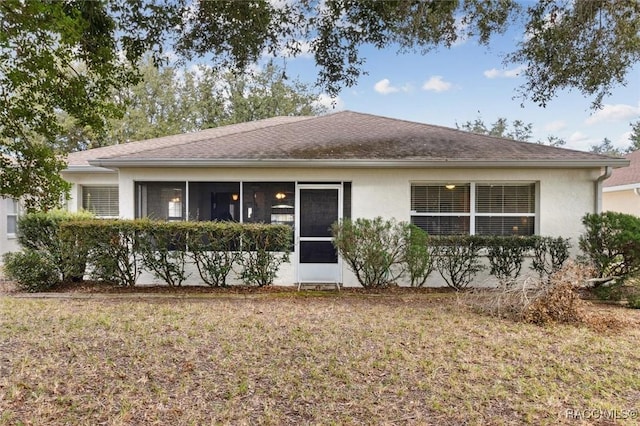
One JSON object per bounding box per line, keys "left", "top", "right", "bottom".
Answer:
{"left": 82, "top": 186, "right": 119, "bottom": 217}
{"left": 6, "top": 198, "right": 18, "bottom": 234}
{"left": 476, "top": 184, "right": 535, "bottom": 214}
{"left": 411, "top": 184, "right": 470, "bottom": 213}
{"left": 411, "top": 216, "right": 470, "bottom": 235}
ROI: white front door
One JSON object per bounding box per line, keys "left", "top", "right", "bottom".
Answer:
{"left": 296, "top": 184, "right": 342, "bottom": 284}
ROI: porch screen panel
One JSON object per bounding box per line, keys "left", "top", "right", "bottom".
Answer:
{"left": 136, "top": 182, "right": 186, "bottom": 220}
{"left": 82, "top": 186, "right": 119, "bottom": 217}
{"left": 242, "top": 182, "right": 295, "bottom": 226}
{"left": 475, "top": 183, "right": 536, "bottom": 236}
{"left": 188, "top": 182, "right": 240, "bottom": 221}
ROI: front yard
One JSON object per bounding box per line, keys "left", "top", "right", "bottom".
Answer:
{"left": 0, "top": 293, "right": 639, "bottom": 425}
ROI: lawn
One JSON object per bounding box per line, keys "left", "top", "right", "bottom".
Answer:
{"left": 0, "top": 293, "right": 639, "bottom": 425}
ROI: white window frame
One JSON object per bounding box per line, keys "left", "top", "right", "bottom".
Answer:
{"left": 6, "top": 198, "right": 19, "bottom": 238}
{"left": 82, "top": 186, "right": 119, "bottom": 218}
{"left": 410, "top": 182, "right": 538, "bottom": 236}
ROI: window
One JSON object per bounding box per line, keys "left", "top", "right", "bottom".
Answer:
{"left": 136, "top": 182, "right": 186, "bottom": 220}
{"left": 6, "top": 198, "right": 18, "bottom": 237}
{"left": 188, "top": 182, "right": 240, "bottom": 221}
{"left": 475, "top": 184, "right": 535, "bottom": 236}
{"left": 243, "top": 182, "right": 295, "bottom": 226}
{"left": 411, "top": 184, "right": 470, "bottom": 235}
{"left": 411, "top": 182, "right": 536, "bottom": 236}
{"left": 82, "top": 186, "right": 119, "bottom": 218}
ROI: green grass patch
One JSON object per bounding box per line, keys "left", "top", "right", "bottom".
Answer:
{"left": 0, "top": 296, "right": 639, "bottom": 425}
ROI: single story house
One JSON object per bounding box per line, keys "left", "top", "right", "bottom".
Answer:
{"left": 603, "top": 150, "right": 640, "bottom": 215}
{"left": 57, "top": 111, "right": 629, "bottom": 286}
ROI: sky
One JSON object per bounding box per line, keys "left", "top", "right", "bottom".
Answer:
{"left": 261, "top": 21, "right": 640, "bottom": 153}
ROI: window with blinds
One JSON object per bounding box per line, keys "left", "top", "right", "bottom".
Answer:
{"left": 411, "top": 182, "right": 536, "bottom": 236}
{"left": 6, "top": 198, "right": 18, "bottom": 236}
{"left": 475, "top": 184, "right": 535, "bottom": 236}
{"left": 410, "top": 184, "right": 471, "bottom": 235}
{"left": 82, "top": 186, "right": 119, "bottom": 218}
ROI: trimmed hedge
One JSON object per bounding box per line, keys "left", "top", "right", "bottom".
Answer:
{"left": 16, "top": 210, "right": 94, "bottom": 283}
{"left": 332, "top": 217, "right": 571, "bottom": 290}
{"left": 60, "top": 219, "right": 292, "bottom": 287}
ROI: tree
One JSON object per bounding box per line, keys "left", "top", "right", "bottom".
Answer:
{"left": 590, "top": 138, "right": 624, "bottom": 157}
{"left": 2, "top": 0, "right": 639, "bottom": 204}
{"left": 57, "top": 60, "right": 325, "bottom": 149}
{"left": 457, "top": 115, "right": 565, "bottom": 146}
{"left": 627, "top": 121, "right": 640, "bottom": 153}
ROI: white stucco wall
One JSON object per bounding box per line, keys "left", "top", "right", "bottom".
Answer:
{"left": 62, "top": 170, "right": 120, "bottom": 214}
{"left": 0, "top": 197, "right": 20, "bottom": 269}
{"left": 62, "top": 166, "right": 601, "bottom": 287}
{"left": 603, "top": 189, "right": 640, "bottom": 216}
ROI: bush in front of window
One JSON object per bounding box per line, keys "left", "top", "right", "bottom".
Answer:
{"left": 331, "top": 217, "right": 408, "bottom": 288}
{"left": 138, "top": 221, "right": 191, "bottom": 287}
{"left": 485, "top": 236, "right": 534, "bottom": 287}
{"left": 402, "top": 225, "right": 435, "bottom": 287}
{"left": 432, "top": 236, "right": 486, "bottom": 291}
{"left": 16, "top": 210, "right": 94, "bottom": 283}
{"left": 238, "top": 224, "right": 292, "bottom": 287}
{"left": 63, "top": 219, "right": 147, "bottom": 287}
{"left": 530, "top": 236, "right": 571, "bottom": 283}
{"left": 187, "top": 222, "right": 244, "bottom": 287}
{"left": 2, "top": 250, "right": 60, "bottom": 292}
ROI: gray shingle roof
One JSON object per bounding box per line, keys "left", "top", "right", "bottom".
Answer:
{"left": 66, "top": 111, "right": 627, "bottom": 168}
{"left": 604, "top": 150, "right": 640, "bottom": 187}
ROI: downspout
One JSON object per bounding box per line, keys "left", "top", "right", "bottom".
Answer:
{"left": 595, "top": 166, "right": 613, "bottom": 213}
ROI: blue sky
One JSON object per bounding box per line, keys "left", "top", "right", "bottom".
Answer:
{"left": 272, "top": 24, "right": 640, "bottom": 153}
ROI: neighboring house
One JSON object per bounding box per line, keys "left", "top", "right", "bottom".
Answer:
{"left": 56, "top": 111, "right": 627, "bottom": 286}
{"left": 603, "top": 150, "right": 640, "bottom": 215}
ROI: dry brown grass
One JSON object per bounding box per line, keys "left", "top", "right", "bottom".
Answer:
{"left": 1, "top": 293, "right": 639, "bottom": 425}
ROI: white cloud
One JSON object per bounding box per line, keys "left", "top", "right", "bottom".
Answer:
{"left": 374, "top": 78, "right": 400, "bottom": 95}
{"left": 618, "top": 131, "right": 633, "bottom": 146}
{"left": 565, "top": 131, "right": 599, "bottom": 151}
{"left": 422, "top": 76, "right": 452, "bottom": 93}
{"left": 483, "top": 65, "right": 526, "bottom": 79}
{"left": 314, "top": 93, "right": 344, "bottom": 111}
{"left": 544, "top": 120, "right": 567, "bottom": 132}
{"left": 585, "top": 103, "right": 640, "bottom": 125}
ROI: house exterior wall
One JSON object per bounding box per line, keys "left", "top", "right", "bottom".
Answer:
{"left": 603, "top": 189, "right": 640, "bottom": 216}
{"left": 0, "top": 197, "right": 20, "bottom": 269}
{"left": 62, "top": 171, "right": 119, "bottom": 214}
{"left": 57, "top": 166, "right": 601, "bottom": 287}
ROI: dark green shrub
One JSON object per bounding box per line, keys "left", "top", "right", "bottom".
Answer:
{"left": 187, "top": 222, "right": 244, "bottom": 287}
{"left": 17, "top": 210, "right": 94, "bottom": 282}
{"left": 62, "top": 219, "right": 145, "bottom": 287}
{"left": 331, "top": 217, "right": 407, "bottom": 288}
{"left": 2, "top": 250, "right": 59, "bottom": 292}
{"left": 485, "top": 236, "right": 533, "bottom": 287}
{"left": 238, "top": 224, "right": 291, "bottom": 287}
{"left": 402, "top": 225, "right": 434, "bottom": 287}
{"left": 579, "top": 212, "right": 640, "bottom": 284}
{"left": 531, "top": 236, "right": 571, "bottom": 282}
{"left": 432, "top": 235, "right": 485, "bottom": 291}
{"left": 627, "top": 293, "right": 640, "bottom": 309}
{"left": 138, "top": 221, "right": 190, "bottom": 287}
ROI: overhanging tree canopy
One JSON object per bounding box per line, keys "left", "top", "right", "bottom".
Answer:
{"left": 2, "top": 0, "right": 639, "bottom": 209}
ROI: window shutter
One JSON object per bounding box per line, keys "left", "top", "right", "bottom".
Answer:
{"left": 82, "top": 186, "right": 119, "bottom": 217}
